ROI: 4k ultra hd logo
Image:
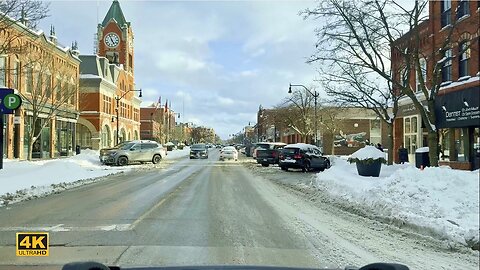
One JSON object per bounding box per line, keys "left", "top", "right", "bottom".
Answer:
{"left": 16, "top": 232, "right": 49, "bottom": 256}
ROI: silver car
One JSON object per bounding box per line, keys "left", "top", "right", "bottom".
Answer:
{"left": 99, "top": 140, "right": 167, "bottom": 166}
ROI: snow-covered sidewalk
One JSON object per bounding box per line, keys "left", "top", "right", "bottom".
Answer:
{"left": 315, "top": 157, "right": 479, "bottom": 249}
{"left": 0, "top": 147, "right": 190, "bottom": 206}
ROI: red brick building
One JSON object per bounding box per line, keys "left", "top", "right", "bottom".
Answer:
{"left": 392, "top": 1, "right": 479, "bottom": 169}
{"left": 140, "top": 104, "right": 178, "bottom": 144}
{"left": 76, "top": 0, "right": 141, "bottom": 149}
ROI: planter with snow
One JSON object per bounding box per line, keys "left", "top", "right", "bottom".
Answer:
{"left": 348, "top": 145, "right": 386, "bottom": 177}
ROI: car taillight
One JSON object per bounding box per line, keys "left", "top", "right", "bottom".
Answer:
{"left": 271, "top": 152, "right": 277, "bottom": 157}
{"left": 279, "top": 154, "right": 284, "bottom": 159}
{"left": 294, "top": 154, "right": 303, "bottom": 159}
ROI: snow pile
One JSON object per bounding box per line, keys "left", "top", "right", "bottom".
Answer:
{"left": 316, "top": 158, "right": 479, "bottom": 248}
{"left": 165, "top": 147, "right": 190, "bottom": 160}
{"left": 350, "top": 145, "right": 386, "bottom": 160}
{"left": 0, "top": 150, "right": 130, "bottom": 206}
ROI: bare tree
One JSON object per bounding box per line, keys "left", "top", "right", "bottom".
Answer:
{"left": 275, "top": 89, "right": 316, "bottom": 143}
{"left": 19, "top": 49, "right": 78, "bottom": 160}
{"left": 318, "top": 65, "right": 398, "bottom": 164}
{"left": 303, "top": 0, "right": 478, "bottom": 166}
{"left": 318, "top": 106, "right": 347, "bottom": 156}
{"left": 0, "top": 0, "right": 49, "bottom": 55}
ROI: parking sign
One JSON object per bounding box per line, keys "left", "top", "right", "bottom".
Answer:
{"left": 0, "top": 88, "right": 22, "bottom": 114}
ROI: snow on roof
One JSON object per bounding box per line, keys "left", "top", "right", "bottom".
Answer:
{"left": 415, "top": 147, "right": 429, "bottom": 153}
{"left": 350, "top": 145, "right": 386, "bottom": 160}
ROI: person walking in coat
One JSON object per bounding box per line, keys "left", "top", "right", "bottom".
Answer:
{"left": 398, "top": 144, "right": 408, "bottom": 164}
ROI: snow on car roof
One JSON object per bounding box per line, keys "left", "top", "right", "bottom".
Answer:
{"left": 284, "top": 143, "right": 319, "bottom": 150}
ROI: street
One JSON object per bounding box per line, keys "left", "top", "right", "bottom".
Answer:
{"left": 0, "top": 149, "right": 478, "bottom": 270}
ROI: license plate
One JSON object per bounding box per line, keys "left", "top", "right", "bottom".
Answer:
{"left": 283, "top": 159, "right": 296, "bottom": 163}
{"left": 263, "top": 159, "right": 268, "bottom": 161}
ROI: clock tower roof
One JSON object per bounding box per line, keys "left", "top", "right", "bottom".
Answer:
{"left": 102, "top": 0, "right": 130, "bottom": 28}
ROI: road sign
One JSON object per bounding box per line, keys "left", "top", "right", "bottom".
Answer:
{"left": 0, "top": 88, "right": 22, "bottom": 114}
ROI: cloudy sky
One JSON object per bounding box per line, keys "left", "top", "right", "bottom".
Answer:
{"left": 40, "top": 0, "right": 320, "bottom": 139}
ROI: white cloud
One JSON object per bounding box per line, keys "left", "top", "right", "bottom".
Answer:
{"left": 41, "top": 0, "right": 319, "bottom": 139}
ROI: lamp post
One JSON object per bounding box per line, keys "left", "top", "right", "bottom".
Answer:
{"left": 114, "top": 88, "right": 142, "bottom": 145}
{"left": 288, "top": 84, "right": 320, "bottom": 147}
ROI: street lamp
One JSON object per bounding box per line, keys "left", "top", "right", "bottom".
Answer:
{"left": 288, "top": 83, "right": 320, "bottom": 147}
{"left": 114, "top": 88, "right": 142, "bottom": 145}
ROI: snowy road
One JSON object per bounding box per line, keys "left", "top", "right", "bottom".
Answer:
{"left": 0, "top": 149, "right": 478, "bottom": 269}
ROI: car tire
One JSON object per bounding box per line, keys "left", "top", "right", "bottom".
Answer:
{"left": 117, "top": 156, "right": 128, "bottom": 166}
{"left": 152, "top": 154, "right": 162, "bottom": 164}
{"left": 280, "top": 166, "right": 287, "bottom": 171}
{"left": 320, "top": 160, "right": 330, "bottom": 171}
{"left": 302, "top": 161, "right": 311, "bottom": 172}
{"left": 261, "top": 163, "right": 269, "bottom": 167}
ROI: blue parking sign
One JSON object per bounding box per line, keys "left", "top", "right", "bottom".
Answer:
{"left": 0, "top": 88, "right": 22, "bottom": 114}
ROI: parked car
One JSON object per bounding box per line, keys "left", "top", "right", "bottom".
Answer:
{"left": 255, "top": 142, "right": 287, "bottom": 167}
{"left": 252, "top": 143, "right": 275, "bottom": 159}
{"left": 219, "top": 146, "right": 238, "bottom": 161}
{"left": 99, "top": 140, "right": 167, "bottom": 166}
{"left": 278, "top": 143, "right": 330, "bottom": 172}
{"left": 190, "top": 143, "right": 209, "bottom": 159}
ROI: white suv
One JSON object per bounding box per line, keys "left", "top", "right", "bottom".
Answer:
{"left": 100, "top": 140, "right": 167, "bottom": 166}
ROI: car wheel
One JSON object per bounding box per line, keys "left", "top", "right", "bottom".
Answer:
{"left": 302, "top": 161, "right": 311, "bottom": 172}
{"left": 117, "top": 156, "right": 128, "bottom": 166}
{"left": 261, "top": 163, "right": 269, "bottom": 167}
{"left": 152, "top": 154, "right": 162, "bottom": 164}
{"left": 280, "top": 166, "right": 287, "bottom": 171}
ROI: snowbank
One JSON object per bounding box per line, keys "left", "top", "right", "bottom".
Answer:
{"left": 0, "top": 149, "right": 130, "bottom": 206}
{"left": 350, "top": 145, "right": 386, "bottom": 160}
{"left": 165, "top": 147, "right": 190, "bottom": 160}
{"left": 316, "top": 158, "right": 479, "bottom": 248}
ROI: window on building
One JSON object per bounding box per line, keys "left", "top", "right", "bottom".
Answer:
{"left": 370, "top": 119, "right": 381, "bottom": 145}
{"left": 457, "top": 0, "right": 469, "bottom": 19}
{"left": 441, "top": 48, "right": 452, "bottom": 82}
{"left": 12, "top": 61, "right": 19, "bottom": 89}
{"left": 0, "top": 57, "right": 6, "bottom": 87}
{"left": 55, "top": 77, "right": 62, "bottom": 101}
{"left": 26, "top": 66, "right": 34, "bottom": 93}
{"left": 441, "top": 0, "right": 451, "bottom": 27}
{"left": 404, "top": 115, "right": 419, "bottom": 159}
{"left": 458, "top": 41, "right": 470, "bottom": 78}
{"left": 45, "top": 74, "right": 52, "bottom": 98}
{"left": 416, "top": 58, "right": 427, "bottom": 92}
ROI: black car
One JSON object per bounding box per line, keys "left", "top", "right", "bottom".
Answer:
{"left": 190, "top": 143, "right": 209, "bottom": 159}
{"left": 255, "top": 142, "right": 287, "bottom": 167}
{"left": 279, "top": 143, "right": 330, "bottom": 172}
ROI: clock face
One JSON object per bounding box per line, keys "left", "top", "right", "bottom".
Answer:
{"left": 104, "top": 32, "right": 120, "bottom": 48}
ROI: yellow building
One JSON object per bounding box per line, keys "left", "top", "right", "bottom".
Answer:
{"left": 1, "top": 17, "right": 80, "bottom": 159}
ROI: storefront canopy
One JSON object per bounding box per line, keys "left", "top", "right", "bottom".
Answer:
{"left": 435, "top": 86, "right": 480, "bottom": 129}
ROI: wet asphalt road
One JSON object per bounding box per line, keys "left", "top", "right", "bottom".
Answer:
{"left": 0, "top": 149, "right": 478, "bottom": 270}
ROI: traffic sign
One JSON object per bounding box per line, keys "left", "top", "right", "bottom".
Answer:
{"left": 0, "top": 88, "right": 22, "bottom": 114}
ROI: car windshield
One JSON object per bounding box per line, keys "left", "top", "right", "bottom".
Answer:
{"left": 191, "top": 144, "right": 206, "bottom": 150}
{"left": 0, "top": 1, "right": 478, "bottom": 270}
{"left": 116, "top": 142, "right": 135, "bottom": 150}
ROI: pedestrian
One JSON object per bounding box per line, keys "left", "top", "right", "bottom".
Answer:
{"left": 376, "top": 143, "right": 384, "bottom": 152}
{"left": 398, "top": 144, "right": 408, "bottom": 164}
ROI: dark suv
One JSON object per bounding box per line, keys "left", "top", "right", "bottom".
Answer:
{"left": 279, "top": 143, "right": 330, "bottom": 172}
{"left": 190, "top": 143, "right": 209, "bottom": 159}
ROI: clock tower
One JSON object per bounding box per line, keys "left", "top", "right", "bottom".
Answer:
{"left": 96, "top": 0, "right": 134, "bottom": 75}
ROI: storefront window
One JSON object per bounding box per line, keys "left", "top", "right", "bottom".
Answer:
{"left": 56, "top": 120, "right": 73, "bottom": 157}
{"left": 456, "top": 128, "right": 466, "bottom": 162}
{"left": 370, "top": 119, "right": 381, "bottom": 145}
{"left": 404, "top": 116, "right": 419, "bottom": 161}
{"left": 76, "top": 124, "right": 92, "bottom": 149}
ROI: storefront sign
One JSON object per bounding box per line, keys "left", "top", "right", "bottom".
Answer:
{"left": 435, "top": 86, "right": 480, "bottom": 128}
